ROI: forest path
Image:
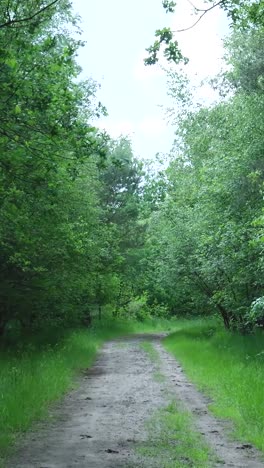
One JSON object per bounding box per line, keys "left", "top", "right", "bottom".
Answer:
{"left": 7, "top": 334, "right": 263, "bottom": 468}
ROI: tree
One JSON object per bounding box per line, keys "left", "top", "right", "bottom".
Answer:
{"left": 98, "top": 138, "right": 145, "bottom": 316}
{"left": 0, "top": 0, "right": 108, "bottom": 335}
{"left": 145, "top": 0, "right": 264, "bottom": 65}
{"left": 0, "top": 1, "right": 60, "bottom": 29}
{"left": 224, "top": 28, "right": 264, "bottom": 92}
{"left": 141, "top": 24, "right": 264, "bottom": 328}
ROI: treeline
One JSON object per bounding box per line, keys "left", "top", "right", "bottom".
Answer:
{"left": 142, "top": 27, "right": 264, "bottom": 330}
{"left": 0, "top": 1, "right": 146, "bottom": 336}
{"left": 0, "top": 1, "right": 264, "bottom": 337}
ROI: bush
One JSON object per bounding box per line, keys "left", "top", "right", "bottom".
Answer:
{"left": 123, "top": 294, "right": 151, "bottom": 322}
{"left": 246, "top": 297, "right": 264, "bottom": 330}
{"left": 151, "top": 300, "right": 170, "bottom": 319}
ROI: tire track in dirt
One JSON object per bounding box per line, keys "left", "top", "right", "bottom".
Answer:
{"left": 7, "top": 334, "right": 264, "bottom": 468}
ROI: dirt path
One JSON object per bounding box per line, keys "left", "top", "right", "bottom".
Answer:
{"left": 7, "top": 334, "right": 264, "bottom": 468}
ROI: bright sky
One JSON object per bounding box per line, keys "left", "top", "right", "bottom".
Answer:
{"left": 72, "top": 0, "right": 229, "bottom": 159}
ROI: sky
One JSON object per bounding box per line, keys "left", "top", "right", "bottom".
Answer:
{"left": 71, "top": 0, "right": 230, "bottom": 159}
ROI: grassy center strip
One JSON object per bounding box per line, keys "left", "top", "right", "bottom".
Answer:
{"left": 138, "top": 341, "right": 214, "bottom": 467}
{"left": 136, "top": 401, "right": 214, "bottom": 468}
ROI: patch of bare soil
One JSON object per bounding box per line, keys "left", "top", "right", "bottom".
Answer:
{"left": 7, "top": 334, "right": 264, "bottom": 468}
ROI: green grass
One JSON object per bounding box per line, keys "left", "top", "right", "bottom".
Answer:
{"left": 0, "top": 316, "right": 173, "bottom": 464}
{"left": 0, "top": 319, "right": 136, "bottom": 462}
{"left": 164, "top": 319, "right": 264, "bottom": 452}
{"left": 137, "top": 400, "right": 213, "bottom": 467}
{"left": 140, "top": 342, "right": 164, "bottom": 382}
{"left": 131, "top": 317, "right": 177, "bottom": 334}
{"left": 140, "top": 341, "right": 161, "bottom": 362}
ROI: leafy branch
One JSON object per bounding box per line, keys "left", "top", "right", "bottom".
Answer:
{"left": 0, "top": 0, "right": 60, "bottom": 29}
{"left": 144, "top": 28, "right": 189, "bottom": 65}
{"left": 145, "top": 0, "right": 226, "bottom": 65}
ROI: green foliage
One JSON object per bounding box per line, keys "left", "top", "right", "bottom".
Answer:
{"left": 123, "top": 294, "right": 151, "bottom": 322}
{"left": 142, "top": 25, "right": 264, "bottom": 329}
{"left": 151, "top": 301, "right": 170, "bottom": 319}
{"left": 144, "top": 32, "right": 188, "bottom": 66}
{"left": 0, "top": 0, "right": 147, "bottom": 336}
{"left": 162, "top": 1, "right": 176, "bottom": 14}
{"left": 145, "top": 0, "right": 264, "bottom": 65}
{"left": 246, "top": 297, "right": 264, "bottom": 329}
{"left": 0, "top": 0, "right": 263, "bottom": 338}
{"left": 224, "top": 28, "right": 264, "bottom": 93}
{"left": 97, "top": 138, "right": 147, "bottom": 317}
{"left": 0, "top": 0, "right": 107, "bottom": 334}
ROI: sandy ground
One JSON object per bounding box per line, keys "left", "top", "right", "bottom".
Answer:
{"left": 7, "top": 334, "right": 264, "bottom": 468}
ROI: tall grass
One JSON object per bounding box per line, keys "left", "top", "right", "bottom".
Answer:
{"left": 0, "top": 319, "right": 130, "bottom": 460}
{"left": 164, "top": 319, "right": 264, "bottom": 452}
{"left": 0, "top": 316, "right": 172, "bottom": 462}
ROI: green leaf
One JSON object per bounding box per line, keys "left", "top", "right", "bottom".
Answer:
{"left": 15, "top": 104, "right": 21, "bottom": 114}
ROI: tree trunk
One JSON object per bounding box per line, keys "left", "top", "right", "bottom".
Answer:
{"left": 192, "top": 271, "right": 232, "bottom": 329}
{"left": 216, "top": 303, "right": 231, "bottom": 329}
{"left": 82, "top": 309, "right": 92, "bottom": 327}
{"left": 113, "top": 280, "right": 123, "bottom": 318}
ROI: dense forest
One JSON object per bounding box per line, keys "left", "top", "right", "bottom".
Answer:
{"left": 0, "top": 0, "right": 264, "bottom": 340}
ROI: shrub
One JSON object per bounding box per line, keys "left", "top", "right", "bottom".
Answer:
{"left": 246, "top": 297, "right": 264, "bottom": 330}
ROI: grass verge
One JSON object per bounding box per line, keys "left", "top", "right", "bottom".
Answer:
{"left": 164, "top": 319, "right": 264, "bottom": 452}
{"left": 0, "top": 317, "right": 172, "bottom": 464}
{"left": 131, "top": 317, "right": 177, "bottom": 334}
{"left": 0, "top": 319, "right": 131, "bottom": 463}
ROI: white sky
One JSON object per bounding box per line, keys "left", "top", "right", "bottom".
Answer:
{"left": 72, "top": 0, "right": 230, "bottom": 159}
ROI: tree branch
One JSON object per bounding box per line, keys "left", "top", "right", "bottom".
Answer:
{"left": 173, "top": 0, "right": 224, "bottom": 33}
{"left": 0, "top": 0, "right": 60, "bottom": 29}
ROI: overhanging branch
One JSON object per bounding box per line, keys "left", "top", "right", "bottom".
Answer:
{"left": 0, "top": 0, "right": 60, "bottom": 29}
{"left": 173, "top": 0, "right": 224, "bottom": 33}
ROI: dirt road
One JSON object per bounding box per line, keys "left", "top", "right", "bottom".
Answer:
{"left": 7, "top": 334, "right": 264, "bottom": 467}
